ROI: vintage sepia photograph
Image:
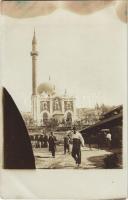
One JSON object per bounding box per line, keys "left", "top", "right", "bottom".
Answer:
{"left": 0, "top": 0, "right": 127, "bottom": 171}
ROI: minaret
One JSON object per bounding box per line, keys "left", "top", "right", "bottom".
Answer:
{"left": 31, "top": 29, "right": 38, "bottom": 95}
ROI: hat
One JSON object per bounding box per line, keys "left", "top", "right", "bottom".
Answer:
{"left": 72, "top": 126, "right": 76, "bottom": 131}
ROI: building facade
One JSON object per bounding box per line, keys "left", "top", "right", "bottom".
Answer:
{"left": 31, "top": 31, "right": 76, "bottom": 126}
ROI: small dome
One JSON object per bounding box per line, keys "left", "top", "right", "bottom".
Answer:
{"left": 37, "top": 82, "right": 55, "bottom": 95}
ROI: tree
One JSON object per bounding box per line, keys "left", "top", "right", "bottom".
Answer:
{"left": 22, "top": 112, "right": 34, "bottom": 126}
{"left": 46, "top": 118, "right": 59, "bottom": 130}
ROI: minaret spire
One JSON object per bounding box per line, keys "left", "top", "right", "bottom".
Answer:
{"left": 32, "top": 28, "right": 36, "bottom": 45}
{"left": 31, "top": 29, "right": 38, "bottom": 95}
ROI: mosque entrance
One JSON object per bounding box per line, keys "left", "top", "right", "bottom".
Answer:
{"left": 66, "top": 112, "right": 72, "bottom": 126}
{"left": 43, "top": 112, "right": 48, "bottom": 124}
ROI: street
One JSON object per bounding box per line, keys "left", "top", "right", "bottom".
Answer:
{"left": 34, "top": 145, "right": 112, "bottom": 169}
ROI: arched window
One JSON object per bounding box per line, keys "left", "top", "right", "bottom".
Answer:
{"left": 67, "top": 102, "right": 71, "bottom": 110}
{"left": 43, "top": 102, "right": 47, "bottom": 110}
{"left": 54, "top": 99, "right": 60, "bottom": 110}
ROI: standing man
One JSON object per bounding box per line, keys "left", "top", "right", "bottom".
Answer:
{"left": 43, "top": 133, "right": 48, "bottom": 148}
{"left": 48, "top": 132, "right": 57, "bottom": 158}
{"left": 35, "top": 134, "right": 38, "bottom": 148}
{"left": 72, "top": 127, "right": 84, "bottom": 167}
{"left": 106, "top": 131, "right": 112, "bottom": 149}
{"left": 63, "top": 132, "right": 71, "bottom": 154}
{"left": 40, "top": 134, "right": 44, "bottom": 148}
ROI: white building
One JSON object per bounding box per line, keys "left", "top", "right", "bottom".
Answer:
{"left": 30, "top": 31, "right": 76, "bottom": 126}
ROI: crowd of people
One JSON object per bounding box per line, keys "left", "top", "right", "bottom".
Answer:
{"left": 30, "top": 127, "right": 86, "bottom": 167}
{"left": 30, "top": 127, "right": 112, "bottom": 167}
{"left": 30, "top": 133, "right": 48, "bottom": 148}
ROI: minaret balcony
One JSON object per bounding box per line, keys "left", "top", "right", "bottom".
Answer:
{"left": 31, "top": 51, "right": 38, "bottom": 56}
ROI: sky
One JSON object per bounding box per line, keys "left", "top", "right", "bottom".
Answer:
{"left": 1, "top": 5, "right": 127, "bottom": 112}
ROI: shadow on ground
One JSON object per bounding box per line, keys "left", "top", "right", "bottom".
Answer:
{"left": 87, "top": 153, "right": 122, "bottom": 169}
{"left": 87, "top": 155, "right": 107, "bottom": 169}
{"left": 36, "top": 156, "right": 51, "bottom": 158}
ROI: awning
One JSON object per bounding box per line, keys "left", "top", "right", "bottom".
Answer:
{"left": 80, "top": 113, "right": 122, "bottom": 134}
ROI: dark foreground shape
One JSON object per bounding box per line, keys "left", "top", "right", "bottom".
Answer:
{"left": 104, "top": 153, "right": 120, "bottom": 169}
{"left": 3, "top": 88, "right": 35, "bottom": 169}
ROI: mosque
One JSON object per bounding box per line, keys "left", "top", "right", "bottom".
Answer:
{"left": 30, "top": 31, "right": 76, "bottom": 126}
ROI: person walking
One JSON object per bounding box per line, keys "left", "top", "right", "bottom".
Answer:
{"left": 35, "top": 134, "right": 38, "bottom": 148}
{"left": 63, "top": 132, "right": 70, "bottom": 154}
{"left": 38, "top": 134, "right": 41, "bottom": 148}
{"left": 71, "top": 127, "right": 84, "bottom": 167}
{"left": 40, "top": 134, "right": 44, "bottom": 148}
{"left": 43, "top": 133, "right": 48, "bottom": 148}
{"left": 48, "top": 132, "right": 57, "bottom": 158}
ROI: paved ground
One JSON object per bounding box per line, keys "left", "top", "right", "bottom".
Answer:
{"left": 34, "top": 145, "right": 112, "bottom": 169}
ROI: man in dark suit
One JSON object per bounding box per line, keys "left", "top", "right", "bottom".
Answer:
{"left": 48, "top": 132, "right": 57, "bottom": 158}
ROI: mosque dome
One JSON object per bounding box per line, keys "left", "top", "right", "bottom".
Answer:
{"left": 37, "top": 82, "right": 55, "bottom": 95}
